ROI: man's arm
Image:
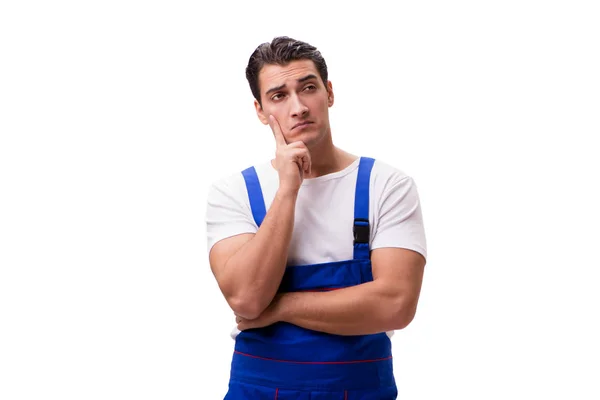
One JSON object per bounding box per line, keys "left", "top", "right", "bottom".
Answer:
{"left": 237, "top": 247, "right": 425, "bottom": 335}
{"left": 209, "top": 115, "right": 311, "bottom": 320}
{"left": 209, "top": 189, "right": 297, "bottom": 320}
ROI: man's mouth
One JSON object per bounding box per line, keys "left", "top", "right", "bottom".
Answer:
{"left": 292, "top": 121, "right": 313, "bottom": 130}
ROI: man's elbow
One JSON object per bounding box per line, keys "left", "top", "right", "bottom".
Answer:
{"left": 393, "top": 311, "right": 416, "bottom": 330}
{"left": 390, "top": 299, "right": 419, "bottom": 330}
{"left": 218, "top": 280, "right": 270, "bottom": 319}
{"left": 228, "top": 295, "right": 268, "bottom": 320}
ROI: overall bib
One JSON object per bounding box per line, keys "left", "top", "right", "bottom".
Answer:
{"left": 225, "top": 157, "right": 398, "bottom": 399}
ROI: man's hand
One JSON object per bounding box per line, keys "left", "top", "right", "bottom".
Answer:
{"left": 270, "top": 115, "right": 311, "bottom": 194}
{"left": 236, "top": 294, "right": 285, "bottom": 331}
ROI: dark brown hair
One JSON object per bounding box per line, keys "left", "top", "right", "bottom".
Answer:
{"left": 246, "top": 36, "right": 328, "bottom": 106}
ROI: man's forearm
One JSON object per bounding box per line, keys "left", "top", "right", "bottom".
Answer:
{"left": 278, "top": 281, "right": 414, "bottom": 336}
{"left": 223, "top": 190, "right": 297, "bottom": 318}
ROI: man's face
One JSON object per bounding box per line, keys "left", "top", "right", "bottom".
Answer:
{"left": 254, "top": 59, "right": 334, "bottom": 148}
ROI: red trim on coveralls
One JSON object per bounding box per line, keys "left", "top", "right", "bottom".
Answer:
{"left": 235, "top": 351, "right": 392, "bottom": 364}
{"left": 345, "top": 390, "right": 348, "bottom": 400}
{"left": 274, "top": 388, "right": 278, "bottom": 399}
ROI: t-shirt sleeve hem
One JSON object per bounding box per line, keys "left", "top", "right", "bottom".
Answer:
{"left": 370, "top": 242, "right": 427, "bottom": 261}
{"left": 207, "top": 226, "right": 257, "bottom": 254}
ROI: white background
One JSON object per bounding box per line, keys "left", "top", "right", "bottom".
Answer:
{"left": 1, "top": 1, "right": 599, "bottom": 399}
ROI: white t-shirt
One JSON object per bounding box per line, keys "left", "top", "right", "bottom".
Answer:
{"left": 205, "top": 156, "right": 427, "bottom": 338}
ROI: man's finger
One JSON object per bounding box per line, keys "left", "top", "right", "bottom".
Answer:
{"left": 269, "top": 115, "right": 287, "bottom": 147}
{"left": 304, "top": 155, "right": 311, "bottom": 176}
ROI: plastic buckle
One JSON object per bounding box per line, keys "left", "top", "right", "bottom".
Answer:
{"left": 353, "top": 218, "right": 370, "bottom": 244}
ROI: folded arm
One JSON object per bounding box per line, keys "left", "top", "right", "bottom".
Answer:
{"left": 237, "top": 247, "right": 426, "bottom": 335}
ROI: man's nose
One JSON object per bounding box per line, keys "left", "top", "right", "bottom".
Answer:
{"left": 290, "top": 94, "right": 309, "bottom": 118}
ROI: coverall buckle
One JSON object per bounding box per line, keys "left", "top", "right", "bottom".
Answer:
{"left": 353, "top": 218, "right": 370, "bottom": 244}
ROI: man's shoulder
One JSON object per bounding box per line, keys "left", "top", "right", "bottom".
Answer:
{"left": 208, "top": 170, "right": 242, "bottom": 190}
{"left": 208, "top": 160, "right": 274, "bottom": 192}
{"left": 369, "top": 157, "right": 412, "bottom": 185}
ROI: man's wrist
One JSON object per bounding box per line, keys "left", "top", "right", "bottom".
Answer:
{"left": 275, "top": 187, "right": 299, "bottom": 201}
{"left": 276, "top": 292, "right": 294, "bottom": 323}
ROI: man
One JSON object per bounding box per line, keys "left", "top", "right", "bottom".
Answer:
{"left": 206, "top": 36, "right": 427, "bottom": 399}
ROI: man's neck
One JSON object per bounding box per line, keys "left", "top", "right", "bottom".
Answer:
{"left": 304, "top": 140, "right": 357, "bottom": 178}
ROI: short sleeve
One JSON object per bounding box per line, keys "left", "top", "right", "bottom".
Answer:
{"left": 205, "top": 174, "right": 258, "bottom": 253}
{"left": 371, "top": 176, "right": 427, "bottom": 260}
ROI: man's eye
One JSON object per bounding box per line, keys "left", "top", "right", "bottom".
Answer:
{"left": 271, "top": 93, "right": 284, "bottom": 101}
{"left": 304, "top": 85, "right": 316, "bottom": 91}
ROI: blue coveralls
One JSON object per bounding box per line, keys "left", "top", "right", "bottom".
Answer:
{"left": 225, "top": 157, "right": 398, "bottom": 399}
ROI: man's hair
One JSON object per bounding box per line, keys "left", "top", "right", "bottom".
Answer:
{"left": 246, "top": 36, "right": 328, "bottom": 105}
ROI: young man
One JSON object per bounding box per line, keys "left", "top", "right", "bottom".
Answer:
{"left": 206, "top": 36, "right": 427, "bottom": 399}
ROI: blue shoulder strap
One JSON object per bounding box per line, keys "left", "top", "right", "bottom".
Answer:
{"left": 353, "top": 157, "right": 375, "bottom": 260}
{"left": 241, "top": 166, "right": 266, "bottom": 227}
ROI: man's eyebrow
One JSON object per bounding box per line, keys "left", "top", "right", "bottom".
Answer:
{"left": 265, "top": 74, "right": 319, "bottom": 96}
{"left": 298, "top": 74, "right": 318, "bottom": 83}
{"left": 265, "top": 83, "right": 286, "bottom": 96}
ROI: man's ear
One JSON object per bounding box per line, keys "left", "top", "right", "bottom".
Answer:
{"left": 254, "top": 99, "right": 269, "bottom": 125}
{"left": 327, "top": 81, "right": 334, "bottom": 107}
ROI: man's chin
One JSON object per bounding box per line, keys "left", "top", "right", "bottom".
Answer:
{"left": 287, "top": 129, "right": 323, "bottom": 146}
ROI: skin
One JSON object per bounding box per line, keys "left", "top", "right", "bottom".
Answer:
{"left": 210, "top": 59, "right": 426, "bottom": 335}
